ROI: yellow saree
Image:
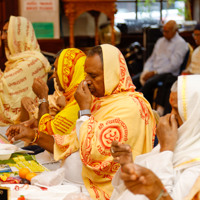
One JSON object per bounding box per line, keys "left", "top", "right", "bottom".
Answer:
{"left": 79, "top": 44, "right": 156, "bottom": 199}
{"left": 0, "top": 16, "right": 51, "bottom": 126}
{"left": 38, "top": 48, "right": 86, "bottom": 161}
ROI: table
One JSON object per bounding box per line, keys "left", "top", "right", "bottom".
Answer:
{"left": 61, "top": 0, "right": 117, "bottom": 47}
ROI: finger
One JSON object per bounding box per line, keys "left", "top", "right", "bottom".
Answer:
{"left": 82, "top": 81, "right": 91, "bottom": 94}
{"left": 121, "top": 172, "right": 138, "bottom": 181}
{"left": 21, "top": 118, "right": 36, "bottom": 127}
{"left": 111, "top": 140, "right": 121, "bottom": 148}
{"left": 170, "top": 114, "right": 178, "bottom": 130}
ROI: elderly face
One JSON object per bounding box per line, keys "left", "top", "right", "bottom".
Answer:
{"left": 163, "top": 22, "right": 176, "bottom": 41}
{"left": 193, "top": 30, "right": 200, "bottom": 46}
{"left": 85, "top": 54, "right": 105, "bottom": 97}
{"left": 169, "top": 91, "right": 183, "bottom": 127}
{"left": 1, "top": 22, "right": 9, "bottom": 48}
{"left": 53, "top": 57, "right": 65, "bottom": 92}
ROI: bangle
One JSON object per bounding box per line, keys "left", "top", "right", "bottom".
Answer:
{"left": 30, "top": 129, "right": 40, "bottom": 144}
{"left": 156, "top": 188, "right": 168, "bottom": 200}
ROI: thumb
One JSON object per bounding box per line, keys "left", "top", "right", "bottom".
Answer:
{"left": 21, "top": 118, "right": 36, "bottom": 127}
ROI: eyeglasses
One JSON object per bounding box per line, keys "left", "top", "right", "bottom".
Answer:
{"left": 0, "top": 30, "right": 8, "bottom": 36}
{"left": 192, "top": 33, "right": 200, "bottom": 38}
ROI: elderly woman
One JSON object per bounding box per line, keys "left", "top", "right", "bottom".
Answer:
{"left": 73, "top": 44, "right": 156, "bottom": 199}
{"left": 110, "top": 75, "right": 200, "bottom": 200}
{"left": 0, "top": 16, "right": 51, "bottom": 126}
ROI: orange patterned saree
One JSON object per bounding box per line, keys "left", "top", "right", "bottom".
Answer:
{"left": 79, "top": 44, "right": 156, "bottom": 200}
{"left": 39, "top": 48, "right": 86, "bottom": 161}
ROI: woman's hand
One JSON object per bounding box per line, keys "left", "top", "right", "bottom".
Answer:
{"left": 74, "top": 81, "right": 92, "bottom": 110}
{"left": 6, "top": 124, "right": 35, "bottom": 144}
{"left": 21, "top": 97, "right": 38, "bottom": 115}
{"left": 110, "top": 141, "right": 132, "bottom": 166}
{"left": 32, "top": 77, "right": 49, "bottom": 99}
{"left": 56, "top": 96, "right": 66, "bottom": 110}
{"left": 121, "top": 163, "right": 170, "bottom": 200}
{"left": 157, "top": 114, "right": 178, "bottom": 152}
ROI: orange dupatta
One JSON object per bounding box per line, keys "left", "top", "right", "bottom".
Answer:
{"left": 79, "top": 44, "right": 156, "bottom": 200}
{"left": 39, "top": 48, "right": 86, "bottom": 161}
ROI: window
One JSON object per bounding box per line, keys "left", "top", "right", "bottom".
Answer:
{"left": 115, "top": 0, "right": 186, "bottom": 33}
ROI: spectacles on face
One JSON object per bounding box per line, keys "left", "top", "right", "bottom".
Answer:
{"left": 192, "top": 33, "right": 200, "bottom": 38}
{"left": 0, "top": 30, "right": 8, "bottom": 36}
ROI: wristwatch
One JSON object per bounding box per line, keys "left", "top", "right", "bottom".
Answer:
{"left": 38, "top": 98, "right": 48, "bottom": 106}
{"left": 78, "top": 109, "right": 91, "bottom": 118}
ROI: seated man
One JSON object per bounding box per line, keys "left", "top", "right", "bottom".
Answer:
{"left": 110, "top": 75, "right": 200, "bottom": 200}
{"left": 0, "top": 16, "right": 51, "bottom": 126}
{"left": 155, "top": 22, "right": 200, "bottom": 116}
{"left": 74, "top": 44, "right": 156, "bottom": 199}
{"left": 132, "top": 20, "right": 188, "bottom": 104}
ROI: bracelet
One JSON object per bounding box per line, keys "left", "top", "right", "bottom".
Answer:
{"left": 30, "top": 129, "right": 40, "bottom": 144}
{"left": 38, "top": 98, "right": 48, "bottom": 106}
{"left": 156, "top": 188, "right": 168, "bottom": 200}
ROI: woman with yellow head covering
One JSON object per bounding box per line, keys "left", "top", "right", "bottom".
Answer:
{"left": 6, "top": 48, "right": 86, "bottom": 161}
{"left": 0, "top": 16, "right": 51, "bottom": 126}
{"left": 74, "top": 44, "right": 156, "bottom": 199}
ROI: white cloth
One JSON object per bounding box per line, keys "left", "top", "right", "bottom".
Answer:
{"left": 3, "top": 183, "right": 81, "bottom": 200}
{"left": 143, "top": 33, "right": 188, "bottom": 76}
{"left": 187, "top": 46, "right": 200, "bottom": 74}
{"left": 111, "top": 75, "right": 200, "bottom": 200}
{"left": 111, "top": 148, "right": 200, "bottom": 200}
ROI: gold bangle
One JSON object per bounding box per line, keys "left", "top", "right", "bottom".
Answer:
{"left": 30, "top": 129, "right": 39, "bottom": 144}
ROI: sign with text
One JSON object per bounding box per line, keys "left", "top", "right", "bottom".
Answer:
{"left": 24, "top": 0, "right": 56, "bottom": 11}
{"left": 19, "top": 0, "right": 60, "bottom": 38}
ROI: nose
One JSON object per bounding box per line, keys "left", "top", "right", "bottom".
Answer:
{"left": 1, "top": 31, "right": 7, "bottom": 40}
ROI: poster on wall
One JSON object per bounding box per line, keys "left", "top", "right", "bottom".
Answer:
{"left": 19, "top": 0, "right": 60, "bottom": 39}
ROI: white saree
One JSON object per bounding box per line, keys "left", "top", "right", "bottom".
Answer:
{"left": 111, "top": 75, "right": 200, "bottom": 200}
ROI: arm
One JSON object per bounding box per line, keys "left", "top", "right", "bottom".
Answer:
{"left": 6, "top": 124, "right": 54, "bottom": 153}
{"left": 32, "top": 77, "right": 49, "bottom": 121}
{"left": 143, "top": 40, "right": 159, "bottom": 72}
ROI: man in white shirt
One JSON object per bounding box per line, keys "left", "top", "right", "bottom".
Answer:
{"left": 132, "top": 20, "right": 188, "bottom": 104}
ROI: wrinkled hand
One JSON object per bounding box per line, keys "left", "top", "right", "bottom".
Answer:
{"left": 121, "top": 163, "right": 167, "bottom": 200}
{"left": 143, "top": 71, "right": 155, "bottom": 81}
{"left": 21, "top": 97, "right": 38, "bottom": 115}
{"left": 111, "top": 141, "right": 132, "bottom": 166}
{"left": 157, "top": 114, "right": 178, "bottom": 152}
{"left": 32, "top": 77, "right": 49, "bottom": 99}
{"left": 74, "top": 80, "right": 92, "bottom": 110}
{"left": 56, "top": 96, "right": 66, "bottom": 110}
{"left": 6, "top": 124, "right": 35, "bottom": 144}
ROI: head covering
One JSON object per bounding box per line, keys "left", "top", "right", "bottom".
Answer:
{"left": 173, "top": 75, "right": 200, "bottom": 170}
{"left": 194, "top": 22, "right": 200, "bottom": 31}
{"left": 0, "top": 16, "right": 50, "bottom": 126}
{"left": 39, "top": 48, "right": 86, "bottom": 161}
{"left": 102, "top": 44, "right": 135, "bottom": 95}
{"left": 79, "top": 44, "right": 156, "bottom": 199}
